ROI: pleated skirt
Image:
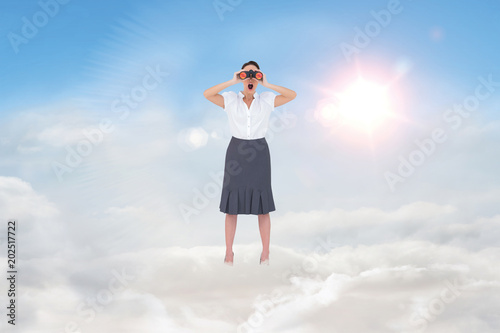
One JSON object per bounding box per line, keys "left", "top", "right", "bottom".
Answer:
{"left": 219, "top": 136, "right": 276, "bottom": 215}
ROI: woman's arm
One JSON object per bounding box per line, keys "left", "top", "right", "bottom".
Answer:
{"left": 203, "top": 72, "right": 240, "bottom": 108}
{"left": 261, "top": 73, "right": 297, "bottom": 107}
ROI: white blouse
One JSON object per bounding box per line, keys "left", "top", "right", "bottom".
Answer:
{"left": 221, "top": 91, "right": 277, "bottom": 140}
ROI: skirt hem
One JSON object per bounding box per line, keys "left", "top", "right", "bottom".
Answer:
{"left": 219, "top": 186, "right": 276, "bottom": 215}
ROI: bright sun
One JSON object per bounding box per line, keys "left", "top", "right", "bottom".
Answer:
{"left": 335, "top": 79, "right": 391, "bottom": 129}
{"left": 317, "top": 79, "right": 392, "bottom": 132}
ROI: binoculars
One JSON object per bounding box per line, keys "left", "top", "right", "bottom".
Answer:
{"left": 237, "top": 70, "right": 263, "bottom": 80}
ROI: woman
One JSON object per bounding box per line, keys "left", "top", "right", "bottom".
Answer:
{"left": 203, "top": 61, "right": 296, "bottom": 266}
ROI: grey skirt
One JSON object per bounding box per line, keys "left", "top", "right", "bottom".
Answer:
{"left": 219, "top": 136, "right": 276, "bottom": 215}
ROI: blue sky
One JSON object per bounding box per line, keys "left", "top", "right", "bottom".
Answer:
{"left": 2, "top": 0, "right": 500, "bottom": 115}
{"left": 1, "top": 1, "right": 500, "bottom": 332}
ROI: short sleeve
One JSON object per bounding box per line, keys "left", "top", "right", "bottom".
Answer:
{"left": 221, "top": 91, "right": 237, "bottom": 112}
{"left": 260, "top": 91, "right": 277, "bottom": 110}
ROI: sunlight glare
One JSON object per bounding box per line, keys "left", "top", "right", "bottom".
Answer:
{"left": 335, "top": 79, "right": 390, "bottom": 129}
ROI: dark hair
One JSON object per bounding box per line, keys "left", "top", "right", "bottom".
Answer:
{"left": 241, "top": 60, "right": 260, "bottom": 70}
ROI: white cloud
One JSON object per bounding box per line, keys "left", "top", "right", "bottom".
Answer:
{"left": 37, "top": 122, "right": 88, "bottom": 148}
{"left": 275, "top": 201, "right": 456, "bottom": 233}
{"left": 3, "top": 241, "right": 497, "bottom": 332}
{"left": 0, "top": 176, "right": 68, "bottom": 257}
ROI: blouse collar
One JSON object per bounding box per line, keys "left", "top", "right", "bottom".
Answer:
{"left": 238, "top": 91, "right": 259, "bottom": 99}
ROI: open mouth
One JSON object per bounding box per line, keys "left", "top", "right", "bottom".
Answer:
{"left": 248, "top": 83, "right": 254, "bottom": 90}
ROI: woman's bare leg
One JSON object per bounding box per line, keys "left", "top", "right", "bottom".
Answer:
{"left": 225, "top": 214, "right": 237, "bottom": 263}
{"left": 258, "top": 213, "right": 271, "bottom": 261}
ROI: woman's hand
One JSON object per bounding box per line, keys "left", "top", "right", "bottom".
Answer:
{"left": 260, "top": 72, "right": 269, "bottom": 88}
{"left": 231, "top": 71, "right": 245, "bottom": 85}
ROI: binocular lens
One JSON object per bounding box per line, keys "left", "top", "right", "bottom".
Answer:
{"left": 238, "top": 70, "right": 262, "bottom": 80}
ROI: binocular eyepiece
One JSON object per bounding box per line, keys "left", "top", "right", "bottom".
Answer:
{"left": 237, "top": 70, "right": 263, "bottom": 80}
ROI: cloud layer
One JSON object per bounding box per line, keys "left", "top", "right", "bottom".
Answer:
{"left": 1, "top": 172, "right": 499, "bottom": 332}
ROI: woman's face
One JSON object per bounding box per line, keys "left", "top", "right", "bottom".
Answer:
{"left": 241, "top": 65, "right": 260, "bottom": 93}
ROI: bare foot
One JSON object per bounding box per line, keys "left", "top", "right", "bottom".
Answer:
{"left": 224, "top": 251, "right": 234, "bottom": 266}
{"left": 260, "top": 250, "right": 269, "bottom": 265}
